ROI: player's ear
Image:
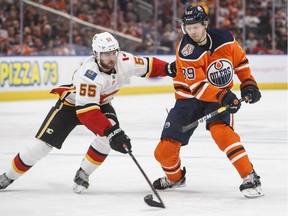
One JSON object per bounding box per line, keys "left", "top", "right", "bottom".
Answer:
{"left": 204, "top": 21, "right": 208, "bottom": 29}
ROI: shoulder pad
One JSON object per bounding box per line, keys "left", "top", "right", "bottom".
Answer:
{"left": 208, "top": 28, "right": 234, "bottom": 49}
{"left": 80, "top": 57, "right": 100, "bottom": 81}
{"left": 178, "top": 35, "right": 204, "bottom": 60}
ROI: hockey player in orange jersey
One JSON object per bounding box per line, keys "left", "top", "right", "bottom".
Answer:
{"left": 0, "top": 32, "right": 177, "bottom": 192}
{"left": 152, "top": 6, "right": 263, "bottom": 198}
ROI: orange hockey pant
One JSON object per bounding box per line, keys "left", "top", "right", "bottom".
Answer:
{"left": 154, "top": 123, "right": 253, "bottom": 180}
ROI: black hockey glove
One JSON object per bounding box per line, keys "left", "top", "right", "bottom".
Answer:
{"left": 240, "top": 78, "right": 261, "bottom": 104}
{"left": 104, "top": 124, "right": 131, "bottom": 154}
{"left": 164, "top": 61, "right": 176, "bottom": 78}
{"left": 217, "top": 89, "right": 241, "bottom": 114}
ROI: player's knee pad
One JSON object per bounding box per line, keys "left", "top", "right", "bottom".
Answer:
{"left": 209, "top": 122, "right": 240, "bottom": 151}
{"left": 90, "top": 135, "right": 111, "bottom": 155}
{"left": 19, "top": 139, "right": 53, "bottom": 166}
{"left": 154, "top": 139, "right": 182, "bottom": 165}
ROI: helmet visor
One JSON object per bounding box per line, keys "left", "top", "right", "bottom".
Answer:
{"left": 99, "top": 50, "right": 119, "bottom": 61}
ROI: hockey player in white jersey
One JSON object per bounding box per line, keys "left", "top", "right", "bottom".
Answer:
{"left": 0, "top": 32, "right": 176, "bottom": 192}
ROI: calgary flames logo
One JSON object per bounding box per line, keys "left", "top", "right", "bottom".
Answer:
{"left": 207, "top": 59, "right": 234, "bottom": 88}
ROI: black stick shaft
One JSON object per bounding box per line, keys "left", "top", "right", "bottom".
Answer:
{"left": 175, "top": 97, "right": 248, "bottom": 133}
{"left": 124, "top": 147, "right": 165, "bottom": 208}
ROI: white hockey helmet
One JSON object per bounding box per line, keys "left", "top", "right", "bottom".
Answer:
{"left": 92, "top": 32, "right": 119, "bottom": 55}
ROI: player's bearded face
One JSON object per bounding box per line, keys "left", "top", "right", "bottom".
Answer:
{"left": 185, "top": 23, "right": 206, "bottom": 43}
{"left": 99, "top": 50, "right": 119, "bottom": 71}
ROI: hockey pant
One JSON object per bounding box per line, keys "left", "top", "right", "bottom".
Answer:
{"left": 5, "top": 99, "right": 118, "bottom": 180}
{"left": 155, "top": 98, "right": 254, "bottom": 182}
{"left": 154, "top": 122, "right": 253, "bottom": 182}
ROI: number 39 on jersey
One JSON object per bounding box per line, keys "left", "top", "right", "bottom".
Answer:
{"left": 183, "top": 67, "right": 195, "bottom": 80}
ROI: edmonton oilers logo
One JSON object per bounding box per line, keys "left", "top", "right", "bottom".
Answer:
{"left": 164, "top": 121, "right": 171, "bottom": 128}
{"left": 207, "top": 59, "right": 233, "bottom": 88}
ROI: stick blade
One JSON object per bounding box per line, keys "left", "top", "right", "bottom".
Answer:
{"left": 144, "top": 194, "right": 165, "bottom": 208}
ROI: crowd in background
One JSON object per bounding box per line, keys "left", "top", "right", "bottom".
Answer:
{"left": 0, "top": 0, "right": 287, "bottom": 55}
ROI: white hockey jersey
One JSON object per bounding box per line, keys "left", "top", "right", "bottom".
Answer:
{"left": 51, "top": 51, "right": 168, "bottom": 136}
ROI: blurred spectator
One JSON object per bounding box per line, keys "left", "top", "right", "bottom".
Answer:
{"left": 45, "top": 0, "right": 68, "bottom": 12}
{"left": 123, "top": 1, "right": 140, "bottom": 22}
{"left": 245, "top": 32, "right": 258, "bottom": 53}
{"left": 33, "top": 37, "right": 45, "bottom": 51}
{"left": 161, "top": 23, "right": 177, "bottom": 49}
{"left": 244, "top": 9, "right": 260, "bottom": 30}
{"left": 0, "top": 0, "right": 287, "bottom": 55}
{"left": 250, "top": 38, "right": 271, "bottom": 54}
{"left": 135, "top": 32, "right": 156, "bottom": 54}
{"left": 41, "top": 24, "right": 53, "bottom": 46}
{"left": 218, "top": 1, "right": 231, "bottom": 28}
{"left": 0, "top": 30, "right": 9, "bottom": 54}
{"left": 7, "top": 26, "right": 17, "bottom": 44}
{"left": 8, "top": 44, "right": 37, "bottom": 55}
{"left": 276, "top": 27, "right": 287, "bottom": 54}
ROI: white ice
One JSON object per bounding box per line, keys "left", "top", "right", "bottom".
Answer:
{"left": 0, "top": 90, "right": 287, "bottom": 216}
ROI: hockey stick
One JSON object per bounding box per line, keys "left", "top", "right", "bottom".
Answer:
{"left": 171, "top": 95, "right": 251, "bottom": 133}
{"left": 123, "top": 145, "right": 165, "bottom": 208}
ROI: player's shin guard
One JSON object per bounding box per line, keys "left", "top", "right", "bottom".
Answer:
{"left": 79, "top": 136, "right": 110, "bottom": 175}
{"left": 209, "top": 123, "right": 253, "bottom": 178}
{"left": 154, "top": 139, "right": 183, "bottom": 182}
{"left": 73, "top": 136, "right": 110, "bottom": 193}
{"left": 5, "top": 139, "right": 53, "bottom": 181}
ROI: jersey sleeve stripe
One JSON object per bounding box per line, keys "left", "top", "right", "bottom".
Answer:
{"left": 195, "top": 83, "right": 209, "bottom": 99}
{"left": 189, "top": 79, "right": 207, "bottom": 90}
{"left": 234, "top": 64, "right": 250, "bottom": 71}
{"left": 174, "top": 90, "right": 195, "bottom": 98}
{"left": 174, "top": 85, "right": 191, "bottom": 93}
{"left": 238, "top": 58, "right": 249, "bottom": 65}
{"left": 50, "top": 84, "right": 75, "bottom": 100}
{"left": 76, "top": 104, "right": 100, "bottom": 114}
{"left": 191, "top": 81, "right": 207, "bottom": 95}
{"left": 173, "top": 80, "right": 189, "bottom": 87}
{"left": 141, "top": 57, "right": 152, "bottom": 77}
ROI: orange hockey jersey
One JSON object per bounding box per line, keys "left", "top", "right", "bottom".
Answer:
{"left": 174, "top": 28, "right": 256, "bottom": 102}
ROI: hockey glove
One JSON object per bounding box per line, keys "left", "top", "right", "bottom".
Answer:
{"left": 217, "top": 89, "right": 241, "bottom": 114}
{"left": 104, "top": 124, "right": 131, "bottom": 154}
{"left": 164, "top": 61, "right": 176, "bottom": 78}
{"left": 240, "top": 79, "right": 261, "bottom": 104}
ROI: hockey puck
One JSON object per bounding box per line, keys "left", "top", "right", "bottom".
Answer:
{"left": 144, "top": 194, "right": 153, "bottom": 201}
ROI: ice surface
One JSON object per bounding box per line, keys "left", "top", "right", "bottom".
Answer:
{"left": 0, "top": 90, "right": 287, "bottom": 216}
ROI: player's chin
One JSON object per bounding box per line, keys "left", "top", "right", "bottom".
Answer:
{"left": 103, "top": 63, "right": 116, "bottom": 70}
{"left": 108, "top": 62, "right": 116, "bottom": 69}
{"left": 191, "top": 36, "right": 200, "bottom": 41}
